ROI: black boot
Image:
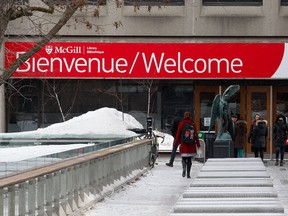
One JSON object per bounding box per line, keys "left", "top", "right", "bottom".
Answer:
{"left": 187, "top": 157, "right": 192, "bottom": 178}
{"left": 182, "top": 158, "right": 186, "bottom": 177}
{"left": 275, "top": 159, "right": 279, "bottom": 166}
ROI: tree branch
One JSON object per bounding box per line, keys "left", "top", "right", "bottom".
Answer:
{"left": 9, "top": 5, "right": 54, "bottom": 21}
{"left": 1, "top": 0, "right": 85, "bottom": 86}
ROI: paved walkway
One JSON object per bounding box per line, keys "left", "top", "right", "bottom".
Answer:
{"left": 266, "top": 159, "right": 288, "bottom": 214}
{"left": 81, "top": 155, "right": 288, "bottom": 216}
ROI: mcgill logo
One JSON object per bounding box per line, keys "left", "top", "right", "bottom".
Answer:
{"left": 45, "top": 45, "right": 82, "bottom": 54}
{"left": 45, "top": 46, "right": 53, "bottom": 54}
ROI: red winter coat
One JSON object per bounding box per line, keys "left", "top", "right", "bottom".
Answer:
{"left": 174, "top": 118, "right": 200, "bottom": 154}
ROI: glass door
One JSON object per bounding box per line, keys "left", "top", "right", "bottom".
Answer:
{"left": 246, "top": 86, "right": 271, "bottom": 154}
{"left": 194, "top": 86, "right": 219, "bottom": 132}
{"left": 273, "top": 86, "right": 288, "bottom": 153}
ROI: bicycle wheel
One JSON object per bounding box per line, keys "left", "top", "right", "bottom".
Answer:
{"left": 148, "top": 151, "right": 156, "bottom": 167}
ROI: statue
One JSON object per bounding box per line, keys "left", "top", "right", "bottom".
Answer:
{"left": 209, "top": 85, "right": 240, "bottom": 140}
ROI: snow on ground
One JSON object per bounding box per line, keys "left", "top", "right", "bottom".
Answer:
{"left": 0, "top": 107, "right": 174, "bottom": 162}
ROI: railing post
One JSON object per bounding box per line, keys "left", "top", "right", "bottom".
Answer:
{"left": 88, "top": 160, "right": 96, "bottom": 196}
{"left": 73, "top": 166, "right": 79, "bottom": 209}
{"left": 53, "top": 172, "right": 60, "bottom": 216}
{"left": 66, "top": 168, "right": 74, "bottom": 214}
{"left": 84, "top": 162, "right": 90, "bottom": 199}
{"left": 59, "top": 169, "right": 67, "bottom": 215}
{"left": 37, "top": 177, "right": 45, "bottom": 216}
{"left": 8, "top": 186, "right": 15, "bottom": 216}
{"left": 0, "top": 188, "right": 3, "bottom": 216}
{"left": 78, "top": 164, "right": 85, "bottom": 206}
{"left": 27, "top": 179, "right": 36, "bottom": 216}
{"left": 45, "top": 174, "right": 53, "bottom": 216}
{"left": 18, "top": 182, "right": 26, "bottom": 216}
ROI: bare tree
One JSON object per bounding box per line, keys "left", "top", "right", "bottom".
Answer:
{"left": 135, "top": 79, "right": 158, "bottom": 117}
{"left": 97, "top": 80, "right": 128, "bottom": 121}
{"left": 0, "top": 0, "right": 86, "bottom": 85}
{"left": 41, "top": 79, "right": 79, "bottom": 122}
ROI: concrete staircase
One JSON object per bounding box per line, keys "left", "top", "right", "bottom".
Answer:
{"left": 169, "top": 158, "right": 288, "bottom": 216}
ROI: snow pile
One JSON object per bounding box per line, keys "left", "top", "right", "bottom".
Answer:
{"left": 0, "top": 107, "right": 143, "bottom": 139}
{"left": 0, "top": 107, "right": 174, "bottom": 152}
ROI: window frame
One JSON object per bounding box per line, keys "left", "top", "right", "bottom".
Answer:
{"left": 124, "top": 0, "right": 185, "bottom": 6}
{"left": 202, "top": 0, "right": 263, "bottom": 6}
{"left": 281, "top": 0, "right": 288, "bottom": 6}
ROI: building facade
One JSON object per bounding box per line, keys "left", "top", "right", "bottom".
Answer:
{"left": 2, "top": 0, "right": 288, "bottom": 157}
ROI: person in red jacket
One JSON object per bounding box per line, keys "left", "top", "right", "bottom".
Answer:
{"left": 173, "top": 111, "right": 200, "bottom": 178}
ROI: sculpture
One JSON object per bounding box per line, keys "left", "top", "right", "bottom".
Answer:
{"left": 209, "top": 85, "right": 240, "bottom": 140}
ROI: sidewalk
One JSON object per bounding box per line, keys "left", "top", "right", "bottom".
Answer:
{"left": 81, "top": 155, "right": 288, "bottom": 216}
{"left": 82, "top": 154, "right": 203, "bottom": 216}
{"left": 265, "top": 160, "right": 288, "bottom": 214}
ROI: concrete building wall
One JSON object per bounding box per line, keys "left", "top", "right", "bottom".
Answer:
{"left": 5, "top": 0, "right": 288, "bottom": 38}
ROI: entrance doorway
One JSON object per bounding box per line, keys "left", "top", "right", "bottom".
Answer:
{"left": 246, "top": 86, "right": 271, "bottom": 154}
{"left": 194, "top": 85, "right": 272, "bottom": 157}
{"left": 194, "top": 86, "right": 219, "bottom": 132}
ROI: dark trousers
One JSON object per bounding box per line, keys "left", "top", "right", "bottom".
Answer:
{"left": 234, "top": 148, "right": 238, "bottom": 158}
{"left": 182, "top": 156, "right": 192, "bottom": 177}
{"left": 275, "top": 146, "right": 285, "bottom": 161}
{"left": 253, "top": 147, "right": 264, "bottom": 161}
{"left": 168, "top": 143, "right": 179, "bottom": 164}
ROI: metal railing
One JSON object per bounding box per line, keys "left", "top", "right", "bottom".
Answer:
{"left": 0, "top": 137, "right": 137, "bottom": 178}
{"left": 0, "top": 138, "right": 151, "bottom": 216}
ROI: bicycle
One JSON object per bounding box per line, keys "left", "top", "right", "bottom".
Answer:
{"left": 148, "top": 131, "right": 165, "bottom": 168}
{"left": 133, "top": 128, "right": 165, "bottom": 168}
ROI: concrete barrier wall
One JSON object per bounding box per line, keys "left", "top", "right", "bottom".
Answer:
{"left": 0, "top": 139, "right": 151, "bottom": 216}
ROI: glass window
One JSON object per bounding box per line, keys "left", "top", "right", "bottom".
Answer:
{"left": 202, "top": 0, "right": 262, "bottom": 6}
{"left": 124, "top": 0, "right": 185, "bottom": 6}
{"left": 281, "top": 0, "right": 288, "bottom": 6}
{"left": 87, "top": 0, "right": 106, "bottom": 5}
{"left": 251, "top": 92, "right": 267, "bottom": 120}
{"left": 227, "top": 92, "right": 240, "bottom": 117}
{"left": 200, "top": 92, "right": 215, "bottom": 131}
{"left": 276, "top": 93, "right": 288, "bottom": 119}
{"left": 162, "top": 85, "right": 194, "bottom": 133}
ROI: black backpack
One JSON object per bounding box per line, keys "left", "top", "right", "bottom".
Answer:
{"left": 181, "top": 122, "right": 196, "bottom": 144}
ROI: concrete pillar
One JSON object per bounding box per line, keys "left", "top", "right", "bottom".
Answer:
{"left": 0, "top": 41, "right": 5, "bottom": 133}
{"left": 0, "top": 85, "right": 5, "bottom": 133}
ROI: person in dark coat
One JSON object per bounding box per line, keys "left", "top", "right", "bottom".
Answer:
{"left": 248, "top": 113, "right": 261, "bottom": 148}
{"left": 273, "top": 114, "right": 288, "bottom": 166}
{"left": 251, "top": 117, "right": 268, "bottom": 161}
{"left": 227, "top": 113, "right": 239, "bottom": 157}
{"left": 173, "top": 112, "right": 200, "bottom": 178}
{"left": 166, "top": 110, "right": 183, "bottom": 167}
{"left": 234, "top": 116, "right": 247, "bottom": 158}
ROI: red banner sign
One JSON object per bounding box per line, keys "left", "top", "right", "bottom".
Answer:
{"left": 5, "top": 42, "right": 288, "bottom": 79}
